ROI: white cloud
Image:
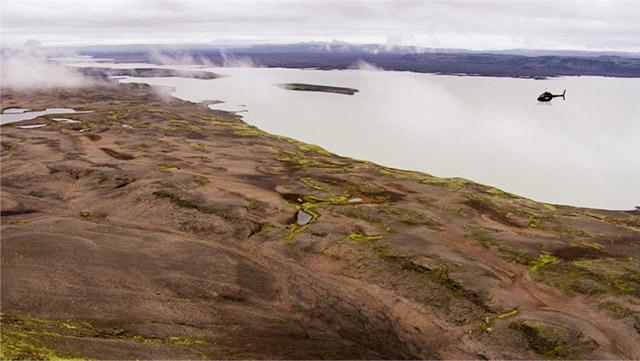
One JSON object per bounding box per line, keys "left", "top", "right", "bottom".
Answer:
{"left": 349, "top": 60, "right": 383, "bottom": 71}
{"left": 0, "top": 1, "right": 639, "bottom": 52}
{"left": 1, "top": 47, "right": 95, "bottom": 89}
{"left": 148, "top": 49, "right": 216, "bottom": 66}
{"left": 220, "top": 49, "right": 258, "bottom": 67}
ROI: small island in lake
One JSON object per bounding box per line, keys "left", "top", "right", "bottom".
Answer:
{"left": 280, "top": 83, "right": 359, "bottom": 95}
{"left": 78, "top": 67, "right": 222, "bottom": 80}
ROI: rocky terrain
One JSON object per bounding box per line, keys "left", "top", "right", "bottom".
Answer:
{"left": 1, "top": 83, "right": 639, "bottom": 360}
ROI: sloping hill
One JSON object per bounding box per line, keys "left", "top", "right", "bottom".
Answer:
{"left": 1, "top": 84, "right": 639, "bottom": 359}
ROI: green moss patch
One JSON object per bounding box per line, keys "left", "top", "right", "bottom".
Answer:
{"left": 465, "top": 194, "right": 554, "bottom": 229}
{"left": 338, "top": 206, "right": 391, "bottom": 234}
{"left": 377, "top": 167, "right": 468, "bottom": 189}
{"left": 299, "top": 177, "right": 335, "bottom": 193}
{"left": 587, "top": 212, "right": 640, "bottom": 232}
{"left": 465, "top": 225, "right": 500, "bottom": 248}
{"left": 0, "top": 314, "right": 207, "bottom": 360}
{"left": 496, "top": 309, "right": 519, "bottom": 319}
{"left": 530, "top": 252, "right": 560, "bottom": 272}
{"left": 531, "top": 255, "right": 640, "bottom": 296}
{"left": 0, "top": 313, "right": 207, "bottom": 361}
{"left": 599, "top": 302, "right": 640, "bottom": 332}
{"left": 282, "top": 194, "right": 336, "bottom": 240}
{"left": 346, "top": 231, "right": 383, "bottom": 242}
{"left": 346, "top": 231, "right": 392, "bottom": 258}
{"left": 344, "top": 229, "right": 492, "bottom": 312}
{"left": 380, "top": 205, "right": 443, "bottom": 231}
{"left": 153, "top": 190, "right": 199, "bottom": 210}
{"left": 8, "top": 220, "right": 27, "bottom": 225}
{"left": 509, "top": 320, "right": 597, "bottom": 359}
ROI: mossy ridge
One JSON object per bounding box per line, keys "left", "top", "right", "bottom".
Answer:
{"left": 198, "top": 116, "right": 270, "bottom": 138}
{"left": 277, "top": 150, "right": 349, "bottom": 170}
{"left": 551, "top": 227, "right": 598, "bottom": 239}
{"left": 420, "top": 266, "right": 493, "bottom": 312}
{"left": 530, "top": 253, "right": 640, "bottom": 296}
{"left": 377, "top": 167, "right": 468, "bottom": 190}
{"left": 299, "top": 177, "right": 336, "bottom": 193}
{"left": 153, "top": 190, "right": 200, "bottom": 210}
{"left": 1, "top": 330, "right": 84, "bottom": 361}
{"left": 496, "top": 245, "right": 534, "bottom": 265}
{"left": 463, "top": 225, "right": 534, "bottom": 265}
{"left": 419, "top": 198, "right": 475, "bottom": 218}
{"left": 338, "top": 206, "right": 392, "bottom": 234}
{"left": 278, "top": 137, "right": 333, "bottom": 156}
{"left": 465, "top": 194, "right": 556, "bottom": 229}
{"left": 379, "top": 205, "right": 443, "bottom": 231}
{"left": 465, "top": 225, "right": 500, "bottom": 249}
{"left": 0, "top": 313, "right": 207, "bottom": 360}
{"left": 153, "top": 190, "right": 242, "bottom": 222}
{"left": 344, "top": 231, "right": 492, "bottom": 312}
{"left": 346, "top": 231, "right": 391, "bottom": 257}
{"left": 300, "top": 174, "right": 399, "bottom": 204}
{"left": 586, "top": 212, "right": 640, "bottom": 232}
{"left": 509, "top": 320, "right": 597, "bottom": 359}
{"left": 569, "top": 239, "right": 606, "bottom": 251}
{"left": 230, "top": 123, "right": 269, "bottom": 137}
{"left": 198, "top": 116, "right": 347, "bottom": 169}
{"left": 106, "top": 108, "right": 133, "bottom": 122}
{"left": 481, "top": 186, "right": 529, "bottom": 201}
{"left": 598, "top": 302, "right": 640, "bottom": 332}
{"left": 529, "top": 251, "right": 560, "bottom": 272}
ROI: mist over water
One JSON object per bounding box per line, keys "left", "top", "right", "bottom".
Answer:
{"left": 1, "top": 48, "right": 95, "bottom": 89}
{"left": 107, "top": 64, "right": 639, "bottom": 210}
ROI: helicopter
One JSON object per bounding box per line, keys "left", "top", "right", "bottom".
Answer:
{"left": 537, "top": 89, "right": 566, "bottom": 103}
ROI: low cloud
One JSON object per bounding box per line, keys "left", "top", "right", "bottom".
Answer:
{"left": 148, "top": 49, "right": 216, "bottom": 66}
{"left": 1, "top": 45, "right": 95, "bottom": 89}
{"left": 220, "top": 49, "right": 258, "bottom": 68}
{"left": 349, "top": 60, "right": 383, "bottom": 71}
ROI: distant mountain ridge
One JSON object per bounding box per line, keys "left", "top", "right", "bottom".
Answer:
{"left": 60, "top": 41, "right": 640, "bottom": 58}
{"left": 9, "top": 41, "right": 639, "bottom": 78}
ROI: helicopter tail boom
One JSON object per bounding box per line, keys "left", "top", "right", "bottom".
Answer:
{"left": 552, "top": 89, "right": 566, "bottom": 100}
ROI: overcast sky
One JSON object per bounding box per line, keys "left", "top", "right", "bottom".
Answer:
{"left": 1, "top": 0, "right": 639, "bottom": 52}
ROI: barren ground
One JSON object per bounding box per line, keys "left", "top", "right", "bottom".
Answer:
{"left": 1, "top": 83, "right": 639, "bottom": 359}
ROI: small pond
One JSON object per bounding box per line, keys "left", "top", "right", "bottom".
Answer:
{"left": 1, "top": 108, "right": 84, "bottom": 126}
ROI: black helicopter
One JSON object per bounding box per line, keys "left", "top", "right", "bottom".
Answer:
{"left": 537, "top": 89, "right": 566, "bottom": 102}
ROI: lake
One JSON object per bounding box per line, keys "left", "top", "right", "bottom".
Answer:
{"left": 73, "top": 62, "right": 639, "bottom": 210}
{"left": 0, "top": 108, "right": 83, "bottom": 125}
